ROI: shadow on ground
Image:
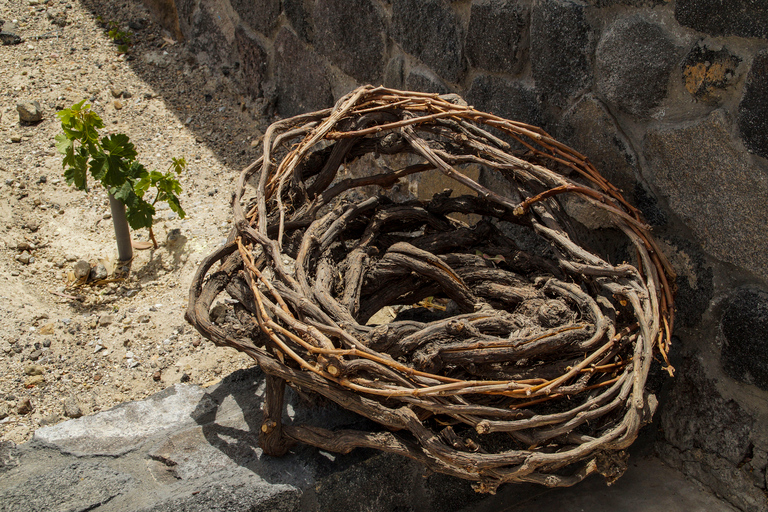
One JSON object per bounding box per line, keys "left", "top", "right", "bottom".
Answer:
{"left": 77, "top": 0, "right": 269, "bottom": 174}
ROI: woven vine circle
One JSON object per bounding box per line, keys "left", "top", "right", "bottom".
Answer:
{"left": 187, "top": 86, "right": 675, "bottom": 492}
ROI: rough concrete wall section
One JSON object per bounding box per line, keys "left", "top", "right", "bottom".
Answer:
{"left": 135, "top": 0, "right": 768, "bottom": 509}
{"left": 466, "top": 75, "right": 542, "bottom": 128}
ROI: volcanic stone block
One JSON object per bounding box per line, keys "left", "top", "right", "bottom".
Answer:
{"left": 274, "top": 28, "right": 334, "bottom": 117}
{"left": 314, "top": 0, "right": 386, "bottom": 84}
{"left": 738, "top": 50, "right": 768, "bottom": 159}
{"left": 465, "top": 0, "right": 528, "bottom": 75}
{"left": 662, "top": 357, "right": 753, "bottom": 466}
{"left": 405, "top": 66, "right": 450, "bottom": 94}
{"left": 184, "top": 0, "right": 232, "bottom": 66}
{"left": 721, "top": 287, "right": 768, "bottom": 390}
{"left": 230, "top": 0, "right": 280, "bottom": 35}
{"left": 643, "top": 110, "right": 768, "bottom": 282}
{"left": 658, "top": 236, "right": 713, "bottom": 328}
{"left": 675, "top": 0, "right": 768, "bottom": 39}
{"left": 235, "top": 26, "right": 268, "bottom": 98}
{"left": 383, "top": 54, "right": 405, "bottom": 89}
{"left": 392, "top": 0, "right": 465, "bottom": 83}
{"left": 596, "top": 16, "right": 683, "bottom": 117}
{"left": 530, "top": 0, "right": 592, "bottom": 106}
{"left": 466, "top": 75, "right": 543, "bottom": 128}
{"left": 284, "top": 0, "right": 313, "bottom": 42}
{"left": 682, "top": 41, "right": 741, "bottom": 105}
{"left": 558, "top": 94, "right": 638, "bottom": 197}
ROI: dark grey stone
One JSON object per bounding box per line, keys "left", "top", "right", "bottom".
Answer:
{"left": 16, "top": 101, "right": 42, "bottom": 123}
{"left": 392, "top": 0, "right": 465, "bottom": 83}
{"left": 633, "top": 183, "right": 667, "bottom": 227}
{"left": 274, "top": 28, "right": 334, "bottom": 117}
{"left": 0, "top": 441, "right": 18, "bottom": 473}
{"left": 465, "top": 0, "right": 528, "bottom": 75}
{"left": 658, "top": 443, "right": 767, "bottom": 512}
{"left": 0, "top": 31, "right": 21, "bottom": 46}
{"left": 311, "top": 452, "right": 479, "bottom": 512}
{"left": 404, "top": 66, "right": 450, "bottom": 94}
{"left": 185, "top": 0, "right": 232, "bottom": 69}
{"left": 596, "top": 16, "right": 683, "bottom": 117}
{"left": 466, "top": 75, "right": 543, "bottom": 128}
{"left": 721, "top": 287, "right": 768, "bottom": 390}
{"left": 73, "top": 259, "right": 90, "bottom": 278}
{"left": 34, "top": 384, "right": 211, "bottom": 456}
{"left": 0, "top": 461, "right": 135, "bottom": 512}
{"left": 383, "top": 54, "right": 405, "bottom": 89}
{"left": 234, "top": 26, "right": 268, "bottom": 98}
{"left": 682, "top": 41, "right": 742, "bottom": 105}
{"left": 661, "top": 356, "right": 753, "bottom": 466}
{"left": 659, "top": 236, "right": 713, "bottom": 328}
{"left": 314, "top": 0, "right": 386, "bottom": 84}
{"left": 137, "top": 478, "right": 301, "bottom": 512}
{"left": 230, "top": 0, "right": 280, "bottom": 35}
{"left": 175, "top": 0, "right": 196, "bottom": 36}
{"left": 530, "top": 0, "right": 592, "bottom": 106}
{"left": 558, "top": 93, "right": 638, "bottom": 198}
{"left": 284, "top": 0, "right": 313, "bottom": 42}
{"left": 63, "top": 396, "right": 83, "bottom": 418}
{"left": 675, "top": 0, "right": 768, "bottom": 39}
{"left": 738, "top": 50, "right": 768, "bottom": 160}
{"left": 89, "top": 262, "right": 108, "bottom": 281}
{"left": 643, "top": 109, "right": 768, "bottom": 282}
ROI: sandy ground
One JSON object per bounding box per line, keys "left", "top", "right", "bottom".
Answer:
{"left": 0, "top": 0, "right": 271, "bottom": 442}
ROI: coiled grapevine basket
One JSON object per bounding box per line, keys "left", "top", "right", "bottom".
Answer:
{"left": 187, "top": 86, "right": 675, "bottom": 492}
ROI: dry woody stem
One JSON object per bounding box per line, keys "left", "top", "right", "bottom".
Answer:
{"left": 186, "top": 86, "right": 676, "bottom": 492}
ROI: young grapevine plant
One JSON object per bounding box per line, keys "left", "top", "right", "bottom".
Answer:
{"left": 55, "top": 100, "right": 186, "bottom": 259}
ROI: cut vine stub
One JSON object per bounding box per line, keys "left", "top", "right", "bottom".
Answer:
{"left": 186, "top": 86, "right": 675, "bottom": 492}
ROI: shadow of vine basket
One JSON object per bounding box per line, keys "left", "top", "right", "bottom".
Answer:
{"left": 186, "top": 86, "right": 675, "bottom": 492}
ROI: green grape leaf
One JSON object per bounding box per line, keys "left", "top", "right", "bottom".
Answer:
{"left": 54, "top": 132, "right": 72, "bottom": 155}
{"left": 111, "top": 181, "right": 134, "bottom": 205}
{"left": 166, "top": 194, "right": 185, "bottom": 219}
{"left": 101, "top": 133, "right": 137, "bottom": 161}
{"left": 125, "top": 198, "right": 155, "bottom": 230}
{"left": 126, "top": 161, "right": 148, "bottom": 180}
{"left": 170, "top": 157, "right": 187, "bottom": 174}
{"left": 63, "top": 151, "right": 89, "bottom": 190}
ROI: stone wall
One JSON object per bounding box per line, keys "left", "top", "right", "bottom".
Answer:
{"left": 147, "top": 0, "right": 768, "bottom": 510}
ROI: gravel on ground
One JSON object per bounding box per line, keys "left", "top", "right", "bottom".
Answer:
{"left": 0, "top": 0, "right": 271, "bottom": 443}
